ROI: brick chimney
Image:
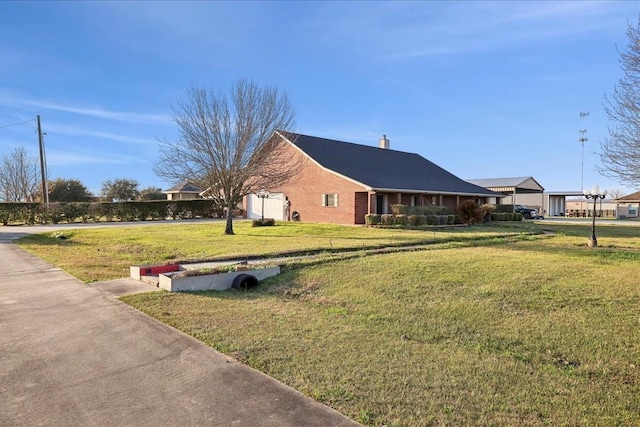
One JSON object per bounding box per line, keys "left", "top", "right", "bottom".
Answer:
{"left": 379, "top": 134, "right": 390, "bottom": 149}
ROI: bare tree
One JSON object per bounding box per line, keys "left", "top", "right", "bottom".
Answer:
{"left": 154, "top": 80, "right": 300, "bottom": 235}
{"left": 600, "top": 20, "right": 640, "bottom": 187}
{"left": 608, "top": 187, "right": 625, "bottom": 200}
{"left": 0, "top": 147, "right": 40, "bottom": 202}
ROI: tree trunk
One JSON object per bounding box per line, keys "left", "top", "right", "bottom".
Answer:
{"left": 224, "top": 204, "right": 235, "bottom": 235}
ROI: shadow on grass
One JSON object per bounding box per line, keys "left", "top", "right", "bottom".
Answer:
{"left": 17, "top": 232, "right": 85, "bottom": 247}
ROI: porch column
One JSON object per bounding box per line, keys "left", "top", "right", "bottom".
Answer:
{"left": 369, "top": 192, "right": 376, "bottom": 214}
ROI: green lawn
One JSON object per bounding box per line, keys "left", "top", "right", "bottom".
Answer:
{"left": 16, "top": 221, "right": 640, "bottom": 426}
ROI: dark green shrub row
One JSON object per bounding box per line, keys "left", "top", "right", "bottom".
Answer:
{"left": 0, "top": 200, "right": 224, "bottom": 225}
{"left": 490, "top": 212, "right": 523, "bottom": 222}
{"left": 494, "top": 205, "right": 531, "bottom": 216}
{"left": 390, "top": 204, "right": 449, "bottom": 216}
{"left": 252, "top": 218, "right": 276, "bottom": 227}
{"left": 364, "top": 213, "right": 456, "bottom": 227}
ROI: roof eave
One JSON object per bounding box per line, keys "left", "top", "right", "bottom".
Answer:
{"left": 371, "top": 187, "right": 502, "bottom": 197}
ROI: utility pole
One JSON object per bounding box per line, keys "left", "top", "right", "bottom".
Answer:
{"left": 579, "top": 112, "right": 589, "bottom": 191}
{"left": 37, "top": 115, "right": 49, "bottom": 205}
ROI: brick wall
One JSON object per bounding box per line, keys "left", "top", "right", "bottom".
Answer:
{"left": 274, "top": 143, "right": 369, "bottom": 224}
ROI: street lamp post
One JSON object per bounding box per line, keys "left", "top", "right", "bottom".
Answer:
{"left": 256, "top": 189, "right": 270, "bottom": 221}
{"left": 583, "top": 185, "right": 607, "bottom": 248}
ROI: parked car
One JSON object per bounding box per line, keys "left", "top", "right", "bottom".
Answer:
{"left": 514, "top": 204, "right": 539, "bottom": 219}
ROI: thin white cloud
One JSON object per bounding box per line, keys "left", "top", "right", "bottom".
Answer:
{"left": 20, "top": 99, "right": 172, "bottom": 125}
{"left": 0, "top": 91, "right": 172, "bottom": 125}
{"left": 45, "top": 149, "right": 137, "bottom": 167}
{"left": 45, "top": 122, "right": 157, "bottom": 146}
{"left": 311, "top": 1, "right": 635, "bottom": 61}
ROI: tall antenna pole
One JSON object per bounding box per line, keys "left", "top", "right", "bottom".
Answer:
{"left": 37, "top": 115, "right": 49, "bottom": 205}
{"left": 579, "top": 112, "right": 589, "bottom": 191}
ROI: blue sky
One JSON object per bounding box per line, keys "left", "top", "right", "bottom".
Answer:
{"left": 1, "top": 1, "right": 639, "bottom": 196}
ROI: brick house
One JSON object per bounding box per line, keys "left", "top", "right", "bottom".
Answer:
{"left": 244, "top": 132, "right": 498, "bottom": 224}
{"left": 163, "top": 182, "right": 203, "bottom": 201}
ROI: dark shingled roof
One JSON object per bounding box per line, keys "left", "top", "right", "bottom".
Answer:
{"left": 164, "top": 182, "right": 202, "bottom": 193}
{"left": 285, "top": 132, "right": 497, "bottom": 196}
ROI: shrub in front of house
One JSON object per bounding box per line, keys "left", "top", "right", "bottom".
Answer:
{"left": 426, "top": 215, "right": 438, "bottom": 225}
{"left": 505, "top": 213, "right": 515, "bottom": 221}
{"left": 381, "top": 214, "right": 394, "bottom": 225}
{"left": 390, "top": 204, "right": 408, "bottom": 215}
{"left": 407, "top": 215, "right": 418, "bottom": 226}
{"left": 437, "top": 215, "right": 448, "bottom": 225}
{"left": 447, "top": 214, "right": 456, "bottom": 225}
{"left": 365, "top": 214, "right": 381, "bottom": 225}
{"left": 455, "top": 200, "right": 483, "bottom": 224}
{"left": 390, "top": 204, "right": 449, "bottom": 216}
{"left": 252, "top": 218, "right": 276, "bottom": 227}
{"left": 514, "top": 213, "right": 523, "bottom": 221}
{"left": 394, "top": 214, "right": 408, "bottom": 226}
{"left": 416, "top": 215, "right": 427, "bottom": 226}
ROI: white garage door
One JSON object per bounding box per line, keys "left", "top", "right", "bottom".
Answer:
{"left": 247, "top": 192, "right": 285, "bottom": 220}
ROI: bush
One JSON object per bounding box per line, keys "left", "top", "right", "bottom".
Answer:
{"left": 514, "top": 213, "right": 523, "bottom": 221}
{"left": 0, "top": 200, "right": 223, "bottom": 225}
{"left": 407, "top": 215, "right": 418, "bottom": 226}
{"left": 437, "top": 215, "right": 448, "bottom": 225}
{"left": 416, "top": 215, "right": 427, "bottom": 226}
{"left": 390, "top": 204, "right": 448, "bottom": 216}
{"left": 390, "top": 204, "right": 407, "bottom": 215}
{"left": 365, "top": 214, "right": 381, "bottom": 225}
{"left": 252, "top": 218, "right": 276, "bottom": 227}
{"left": 447, "top": 214, "right": 456, "bottom": 225}
{"left": 381, "top": 214, "right": 394, "bottom": 225}
{"left": 426, "top": 215, "right": 438, "bottom": 225}
{"left": 455, "top": 200, "right": 483, "bottom": 224}
{"left": 394, "top": 214, "right": 408, "bottom": 226}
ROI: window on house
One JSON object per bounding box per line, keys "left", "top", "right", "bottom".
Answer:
{"left": 322, "top": 193, "right": 338, "bottom": 207}
{"left": 411, "top": 196, "right": 418, "bottom": 206}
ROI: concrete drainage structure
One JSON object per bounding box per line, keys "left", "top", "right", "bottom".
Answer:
{"left": 130, "top": 262, "right": 280, "bottom": 292}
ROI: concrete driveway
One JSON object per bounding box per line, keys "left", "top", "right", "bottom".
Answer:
{"left": 0, "top": 223, "right": 360, "bottom": 426}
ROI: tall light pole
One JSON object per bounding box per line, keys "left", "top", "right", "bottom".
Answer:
{"left": 579, "top": 112, "right": 589, "bottom": 192}
{"left": 579, "top": 129, "right": 587, "bottom": 191}
{"left": 583, "top": 185, "right": 607, "bottom": 248}
{"left": 256, "top": 189, "right": 270, "bottom": 221}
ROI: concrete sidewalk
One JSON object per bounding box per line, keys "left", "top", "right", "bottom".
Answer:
{"left": 0, "top": 237, "right": 359, "bottom": 426}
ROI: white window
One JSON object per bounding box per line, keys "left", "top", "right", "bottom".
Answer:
{"left": 322, "top": 193, "right": 338, "bottom": 207}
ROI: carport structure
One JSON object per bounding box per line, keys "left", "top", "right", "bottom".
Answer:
{"left": 467, "top": 177, "right": 545, "bottom": 211}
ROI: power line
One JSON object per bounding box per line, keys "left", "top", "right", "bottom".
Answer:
{"left": 0, "top": 118, "right": 36, "bottom": 129}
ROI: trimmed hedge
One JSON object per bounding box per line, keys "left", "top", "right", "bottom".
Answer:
{"left": 365, "top": 214, "right": 381, "bottom": 225}
{"left": 252, "top": 218, "right": 276, "bottom": 227}
{"left": 381, "top": 214, "right": 394, "bottom": 226}
{"left": 0, "top": 200, "right": 224, "bottom": 225}
{"left": 391, "top": 204, "right": 448, "bottom": 216}
{"left": 394, "top": 214, "right": 408, "bottom": 226}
